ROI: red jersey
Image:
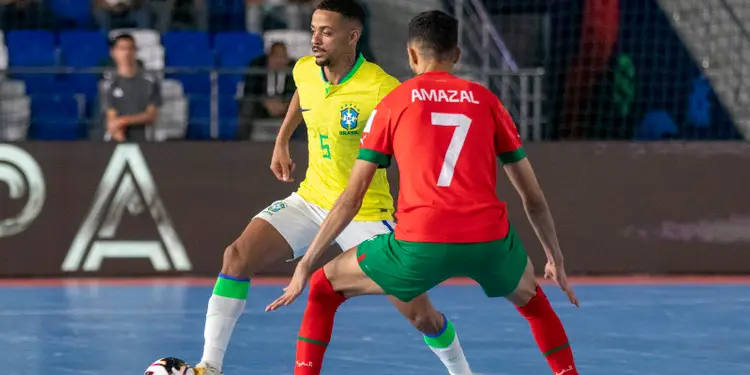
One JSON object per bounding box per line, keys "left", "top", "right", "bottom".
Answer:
{"left": 357, "top": 71, "right": 526, "bottom": 243}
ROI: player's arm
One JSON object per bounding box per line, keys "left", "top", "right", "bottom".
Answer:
{"left": 275, "top": 59, "right": 306, "bottom": 145}
{"left": 298, "top": 103, "right": 394, "bottom": 269}
{"left": 491, "top": 97, "right": 564, "bottom": 265}
{"left": 504, "top": 159, "right": 563, "bottom": 265}
{"left": 274, "top": 89, "right": 302, "bottom": 144}
{"left": 270, "top": 90, "right": 302, "bottom": 182}
{"left": 297, "top": 159, "right": 379, "bottom": 269}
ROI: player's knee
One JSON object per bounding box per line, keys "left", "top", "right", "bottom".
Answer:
{"left": 510, "top": 279, "right": 539, "bottom": 308}
{"left": 308, "top": 269, "right": 340, "bottom": 304}
{"left": 220, "top": 243, "right": 246, "bottom": 277}
{"left": 509, "top": 259, "right": 538, "bottom": 307}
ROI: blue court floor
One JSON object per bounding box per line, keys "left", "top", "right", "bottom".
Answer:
{"left": 0, "top": 283, "right": 748, "bottom": 375}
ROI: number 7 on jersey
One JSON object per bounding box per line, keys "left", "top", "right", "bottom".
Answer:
{"left": 432, "top": 113, "right": 472, "bottom": 187}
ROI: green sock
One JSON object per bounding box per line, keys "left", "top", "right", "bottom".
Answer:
{"left": 212, "top": 274, "right": 250, "bottom": 299}
{"left": 424, "top": 318, "right": 457, "bottom": 348}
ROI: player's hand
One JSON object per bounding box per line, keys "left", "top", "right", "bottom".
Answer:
{"left": 265, "top": 262, "right": 312, "bottom": 311}
{"left": 270, "top": 141, "right": 296, "bottom": 182}
{"left": 544, "top": 262, "right": 579, "bottom": 307}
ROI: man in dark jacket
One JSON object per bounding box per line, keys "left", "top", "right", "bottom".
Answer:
{"left": 239, "top": 42, "right": 296, "bottom": 139}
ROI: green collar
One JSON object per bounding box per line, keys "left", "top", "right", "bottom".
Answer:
{"left": 320, "top": 53, "right": 366, "bottom": 86}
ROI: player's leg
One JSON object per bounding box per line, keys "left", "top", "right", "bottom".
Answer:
{"left": 294, "top": 246, "right": 383, "bottom": 375}
{"left": 388, "top": 295, "right": 473, "bottom": 375}
{"left": 337, "top": 222, "right": 473, "bottom": 374}
{"left": 471, "top": 227, "right": 579, "bottom": 375}
{"left": 198, "top": 195, "right": 319, "bottom": 374}
{"left": 294, "top": 232, "right": 453, "bottom": 375}
{"left": 507, "top": 260, "right": 579, "bottom": 374}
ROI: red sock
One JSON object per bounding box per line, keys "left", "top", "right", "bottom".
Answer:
{"left": 294, "top": 269, "right": 347, "bottom": 374}
{"left": 516, "top": 286, "right": 579, "bottom": 375}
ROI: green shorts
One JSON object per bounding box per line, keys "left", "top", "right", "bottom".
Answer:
{"left": 356, "top": 226, "right": 528, "bottom": 302}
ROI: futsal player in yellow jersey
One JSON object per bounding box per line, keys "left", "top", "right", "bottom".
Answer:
{"left": 194, "top": 1, "right": 473, "bottom": 375}
{"left": 293, "top": 53, "right": 396, "bottom": 222}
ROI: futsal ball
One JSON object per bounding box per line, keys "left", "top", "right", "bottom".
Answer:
{"left": 144, "top": 357, "right": 194, "bottom": 375}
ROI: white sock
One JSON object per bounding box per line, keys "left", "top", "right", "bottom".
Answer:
{"left": 424, "top": 315, "right": 472, "bottom": 375}
{"left": 430, "top": 334, "right": 472, "bottom": 375}
{"left": 201, "top": 276, "right": 249, "bottom": 370}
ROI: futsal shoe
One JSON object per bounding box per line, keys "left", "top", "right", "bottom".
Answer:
{"left": 193, "top": 362, "right": 222, "bottom": 375}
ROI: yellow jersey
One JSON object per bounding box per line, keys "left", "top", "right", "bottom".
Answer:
{"left": 293, "top": 53, "right": 399, "bottom": 221}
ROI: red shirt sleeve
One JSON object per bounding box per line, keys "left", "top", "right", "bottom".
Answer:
{"left": 357, "top": 101, "right": 394, "bottom": 168}
{"left": 491, "top": 95, "right": 526, "bottom": 164}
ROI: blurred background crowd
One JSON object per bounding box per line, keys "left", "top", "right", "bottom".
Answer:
{"left": 0, "top": 0, "right": 746, "bottom": 143}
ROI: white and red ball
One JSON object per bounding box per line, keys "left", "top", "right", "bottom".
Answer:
{"left": 144, "top": 357, "right": 194, "bottom": 375}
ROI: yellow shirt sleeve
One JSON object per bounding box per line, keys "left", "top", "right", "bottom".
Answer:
{"left": 377, "top": 75, "right": 401, "bottom": 103}
{"left": 292, "top": 56, "right": 314, "bottom": 86}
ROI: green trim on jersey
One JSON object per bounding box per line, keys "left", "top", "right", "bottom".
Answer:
{"left": 358, "top": 148, "right": 392, "bottom": 168}
{"left": 321, "top": 53, "right": 366, "bottom": 95}
{"left": 498, "top": 147, "right": 527, "bottom": 165}
{"left": 339, "top": 54, "right": 366, "bottom": 84}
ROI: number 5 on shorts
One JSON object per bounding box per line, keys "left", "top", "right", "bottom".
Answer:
{"left": 432, "top": 113, "right": 472, "bottom": 187}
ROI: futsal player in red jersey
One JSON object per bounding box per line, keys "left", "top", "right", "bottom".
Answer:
{"left": 267, "top": 10, "right": 581, "bottom": 375}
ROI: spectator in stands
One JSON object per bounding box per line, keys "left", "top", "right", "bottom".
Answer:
{"left": 0, "top": 0, "right": 44, "bottom": 30}
{"left": 94, "top": 0, "right": 152, "bottom": 32}
{"left": 103, "top": 33, "right": 162, "bottom": 142}
{"left": 238, "top": 41, "right": 296, "bottom": 139}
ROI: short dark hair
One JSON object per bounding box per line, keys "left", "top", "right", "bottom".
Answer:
{"left": 408, "top": 10, "right": 459, "bottom": 60}
{"left": 316, "top": 0, "right": 365, "bottom": 26}
{"left": 269, "top": 41, "right": 287, "bottom": 52}
{"left": 110, "top": 33, "right": 136, "bottom": 48}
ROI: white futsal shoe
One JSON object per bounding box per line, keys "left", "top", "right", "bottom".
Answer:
{"left": 193, "top": 362, "right": 222, "bottom": 375}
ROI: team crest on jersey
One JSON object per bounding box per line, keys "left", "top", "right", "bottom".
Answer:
{"left": 263, "top": 201, "right": 287, "bottom": 215}
{"left": 339, "top": 104, "right": 361, "bottom": 135}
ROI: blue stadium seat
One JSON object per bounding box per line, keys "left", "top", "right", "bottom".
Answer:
{"left": 6, "top": 31, "right": 58, "bottom": 94}
{"left": 29, "top": 95, "right": 84, "bottom": 140}
{"left": 219, "top": 96, "right": 238, "bottom": 139}
{"left": 219, "top": 96, "right": 238, "bottom": 118}
{"left": 60, "top": 31, "right": 108, "bottom": 67}
{"left": 59, "top": 31, "right": 109, "bottom": 97}
{"left": 185, "top": 96, "right": 211, "bottom": 139}
{"left": 47, "top": 0, "right": 93, "bottom": 28}
{"left": 164, "top": 31, "right": 213, "bottom": 95}
{"left": 217, "top": 54, "right": 248, "bottom": 95}
{"left": 214, "top": 32, "right": 264, "bottom": 65}
{"left": 168, "top": 73, "right": 213, "bottom": 95}
{"left": 214, "top": 32, "right": 264, "bottom": 95}
{"left": 5, "top": 30, "right": 55, "bottom": 52}
{"left": 163, "top": 31, "right": 211, "bottom": 55}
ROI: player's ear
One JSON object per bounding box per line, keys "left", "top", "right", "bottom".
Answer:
{"left": 349, "top": 28, "right": 361, "bottom": 46}
{"left": 407, "top": 45, "right": 419, "bottom": 67}
{"left": 452, "top": 47, "right": 462, "bottom": 64}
